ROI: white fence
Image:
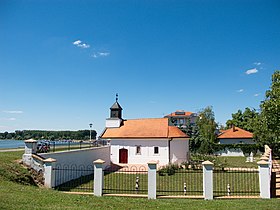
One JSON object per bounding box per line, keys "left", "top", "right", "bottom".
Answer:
{"left": 22, "top": 140, "right": 273, "bottom": 199}
{"left": 22, "top": 139, "right": 110, "bottom": 187}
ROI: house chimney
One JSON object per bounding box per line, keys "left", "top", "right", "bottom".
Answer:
{"left": 232, "top": 125, "right": 236, "bottom": 132}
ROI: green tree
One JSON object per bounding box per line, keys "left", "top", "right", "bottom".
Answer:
{"left": 226, "top": 107, "right": 259, "bottom": 132}
{"left": 254, "top": 70, "right": 280, "bottom": 155}
{"left": 190, "top": 106, "right": 217, "bottom": 154}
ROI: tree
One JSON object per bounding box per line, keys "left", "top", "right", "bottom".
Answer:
{"left": 190, "top": 106, "right": 217, "bottom": 154}
{"left": 226, "top": 107, "right": 259, "bottom": 132}
{"left": 254, "top": 70, "right": 280, "bottom": 155}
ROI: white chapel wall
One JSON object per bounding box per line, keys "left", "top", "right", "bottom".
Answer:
{"left": 110, "top": 139, "right": 169, "bottom": 166}
{"left": 169, "top": 138, "right": 189, "bottom": 164}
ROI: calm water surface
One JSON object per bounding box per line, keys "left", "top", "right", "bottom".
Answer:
{"left": 0, "top": 140, "right": 25, "bottom": 149}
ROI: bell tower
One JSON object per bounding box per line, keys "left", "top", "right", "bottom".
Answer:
{"left": 106, "top": 94, "right": 123, "bottom": 128}
{"left": 110, "top": 93, "right": 122, "bottom": 119}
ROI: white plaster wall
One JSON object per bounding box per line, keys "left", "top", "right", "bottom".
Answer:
{"left": 214, "top": 148, "right": 245, "bottom": 157}
{"left": 41, "top": 146, "right": 110, "bottom": 167}
{"left": 169, "top": 138, "right": 189, "bottom": 164}
{"left": 219, "top": 138, "right": 255, "bottom": 144}
{"left": 110, "top": 139, "right": 169, "bottom": 166}
{"left": 40, "top": 146, "right": 110, "bottom": 186}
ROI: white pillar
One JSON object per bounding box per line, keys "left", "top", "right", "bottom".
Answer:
{"left": 94, "top": 159, "right": 105, "bottom": 196}
{"left": 202, "top": 160, "right": 213, "bottom": 200}
{"left": 22, "top": 139, "right": 38, "bottom": 166}
{"left": 258, "top": 160, "right": 271, "bottom": 199}
{"left": 148, "top": 161, "right": 157, "bottom": 199}
{"left": 44, "top": 158, "right": 56, "bottom": 188}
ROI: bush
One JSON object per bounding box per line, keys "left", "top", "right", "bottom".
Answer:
{"left": 158, "top": 163, "right": 180, "bottom": 176}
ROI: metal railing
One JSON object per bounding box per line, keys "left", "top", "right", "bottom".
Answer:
{"left": 103, "top": 165, "right": 148, "bottom": 195}
{"left": 54, "top": 164, "right": 94, "bottom": 192}
{"left": 213, "top": 167, "right": 259, "bottom": 197}
{"left": 52, "top": 163, "right": 260, "bottom": 198}
{"left": 157, "top": 168, "right": 203, "bottom": 196}
{"left": 37, "top": 140, "right": 108, "bottom": 153}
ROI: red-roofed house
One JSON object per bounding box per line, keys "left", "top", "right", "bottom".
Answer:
{"left": 217, "top": 126, "right": 254, "bottom": 144}
{"left": 216, "top": 126, "right": 255, "bottom": 156}
{"left": 100, "top": 99, "right": 189, "bottom": 166}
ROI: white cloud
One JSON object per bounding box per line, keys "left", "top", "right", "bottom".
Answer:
{"left": 254, "top": 93, "right": 260, "bottom": 97}
{"left": 3, "top": 110, "right": 23, "bottom": 114}
{"left": 73, "top": 40, "right": 90, "bottom": 48}
{"left": 254, "top": 62, "right": 261, "bottom": 66}
{"left": 237, "top": 89, "right": 244, "bottom": 93}
{"left": 245, "top": 68, "right": 258, "bottom": 75}
{"left": 73, "top": 40, "right": 82, "bottom": 45}
{"left": 80, "top": 43, "right": 90, "bottom": 48}
{"left": 98, "top": 52, "right": 110, "bottom": 57}
{"left": 91, "top": 53, "right": 98, "bottom": 58}
{"left": 91, "top": 51, "right": 110, "bottom": 58}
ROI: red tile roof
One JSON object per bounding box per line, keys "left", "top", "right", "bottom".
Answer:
{"left": 165, "top": 110, "right": 193, "bottom": 117}
{"left": 101, "top": 118, "right": 189, "bottom": 139}
{"left": 217, "top": 126, "right": 253, "bottom": 139}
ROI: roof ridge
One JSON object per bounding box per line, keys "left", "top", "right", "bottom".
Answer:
{"left": 127, "top": 118, "right": 167, "bottom": 120}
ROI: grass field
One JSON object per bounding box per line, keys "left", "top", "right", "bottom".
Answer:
{"left": 0, "top": 151, "right": 279, "bottom": 210}
{"left": 215, "top": 156, "right": 260, "bottom": 168}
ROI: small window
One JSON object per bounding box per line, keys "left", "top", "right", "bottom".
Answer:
{"left": 154, "top": 146, "right": 159, "bottom": 154}
{"left": 179, "top": 118, "right": 185, "bottom": 125}
{"left": 136, "top": 145, "right": 141, "bottom": 155}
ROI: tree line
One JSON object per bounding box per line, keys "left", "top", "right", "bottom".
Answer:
{"left": 180, "top": 70, "right": 280, "bottom": 156}
{"left": 0, "top": 130, "right": 97, "bottom": 141}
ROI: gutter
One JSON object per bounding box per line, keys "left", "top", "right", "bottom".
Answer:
{"left": 168, "top": 138, "right": 173, "bottom": 163}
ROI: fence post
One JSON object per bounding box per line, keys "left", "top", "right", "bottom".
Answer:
{"left": 94, "top": 159, "right": 105, "bottom": 196}
{"left": 147, "top": 161, "right": 157, "bottom": 199}
{"left": 44, "top": 158, "right": 56, "bottom": 188}
{"left": 258, "top": 160, "right": 271, "bottom": 199}
{"left": 22, "top": 139, "right": 38, "bottom": 166}
{"left": 202, "top": 161, "right": 213, "bottom": 200}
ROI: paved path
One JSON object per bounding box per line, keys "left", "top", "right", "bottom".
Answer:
{"left": 0, "top": 148, "right": 24, "bottom": 152}
{"left": 271, "top": 159, "right": 280, "bottom": 198}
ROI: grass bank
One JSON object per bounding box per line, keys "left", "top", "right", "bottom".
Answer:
{"left": 0, "top": 151, "right": 279, "bottom": 210}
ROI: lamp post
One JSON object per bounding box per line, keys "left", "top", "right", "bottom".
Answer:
{"left": 89, "top": 123, "right": 93, "bottom": 141}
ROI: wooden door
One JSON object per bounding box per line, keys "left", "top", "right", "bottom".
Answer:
{"left": 119, "top": 148, "right": 128, "bottom": 164}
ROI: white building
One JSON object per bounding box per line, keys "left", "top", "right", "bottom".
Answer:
{"left": 217, "top": 126, "right": 254, "bottom": 145}
{"left": 216, "top": 126, "right": 255, "bottom": 156}
{"left": 100, "top": 98, "right": 189, "bottom": 166}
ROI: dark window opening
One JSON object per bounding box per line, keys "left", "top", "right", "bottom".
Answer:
{"left": 154, "top": 146, "right": 159, "bottom": 154}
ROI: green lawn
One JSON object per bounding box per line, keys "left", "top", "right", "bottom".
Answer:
{"left": 0, "top": 151, "right": 279, "bottom": 210}
{"left": 1, "top": 178, "right": 280, "bottom": 210}
{"left": 215, "top": 156, "right": 260, "bottom": 168}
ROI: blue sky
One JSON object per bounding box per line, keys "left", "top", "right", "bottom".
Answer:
{"left": 0, "top": 0, "right": 279, "bottom": 135}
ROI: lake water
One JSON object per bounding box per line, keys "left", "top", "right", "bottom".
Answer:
{"left": 0, "top": 140, "right": 83, "bottom": 149}
{"left": 0, "top": 140, "right": 25, "bottom": 149}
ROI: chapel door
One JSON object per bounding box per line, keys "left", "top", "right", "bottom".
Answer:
{"left": 119, "top": 148, "right": 128, "bottom": 164}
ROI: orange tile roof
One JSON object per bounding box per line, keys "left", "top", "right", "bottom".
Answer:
{"left": 165, "top": 111, "right": 193, "bottom": 117}
{"left": 101, "top": 118, "right": 189, "bottom": 139}
{"left": 217, "top": 126, "right": 253, "bottom": 139}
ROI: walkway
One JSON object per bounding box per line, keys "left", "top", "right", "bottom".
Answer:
{"left": 0, "top": 148, "right": 24, "bottom": 152}
{"left": 271, "top": 159, "right": 280, "bottom": 198}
